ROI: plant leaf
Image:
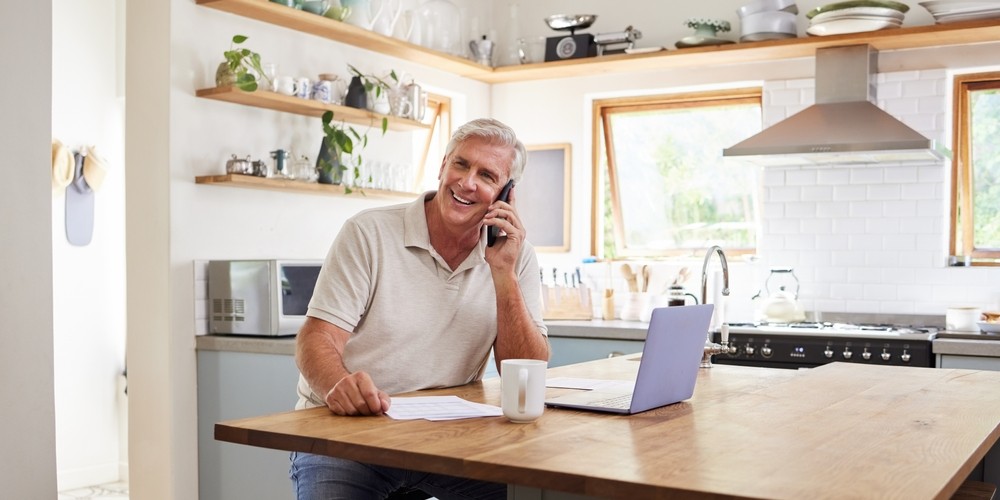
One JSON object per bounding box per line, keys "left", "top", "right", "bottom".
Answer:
{"left": 381, "top": 117, "right": 388, "bottom": 135}
{"left": 232, "top": 35, "right": 248, "bottom": 44}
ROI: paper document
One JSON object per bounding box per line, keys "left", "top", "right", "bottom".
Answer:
{"left": 387, "top": 396, "right": 502, "bottom": 421}
{"left": 546, "top": 377, "right": 634, "bottom": 392}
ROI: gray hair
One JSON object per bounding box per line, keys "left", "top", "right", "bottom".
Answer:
{"left": 444, "top": 118, "right": 527, "bottom": 184}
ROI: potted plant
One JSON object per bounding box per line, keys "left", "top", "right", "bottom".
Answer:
{"left": 316, "top": 110, "right": 386, "bottom": 193}
{"left": 215, "top": 34, "right": 270, "bottom": 92}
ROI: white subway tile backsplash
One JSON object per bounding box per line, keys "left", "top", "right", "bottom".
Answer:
{"left": 866, "top": 184, "right": 901, "bottom": 200}
{"left": 900, "top": 183, "right": 936, "bottom": 200}
{"left": 849, "top": 168, "right": 884, "bottom": 185}
{"left": 754, "top": 69, "right": 994, "bottom": 316}
{"left": 848, "top": 200, "right": 883, "bottom": 218}
{"left": 769, "top": 186, "right": 801, "bottom": 202}
{"left": 833, "top": 185, "right": 867, "bottom": 201}
{"left": 883, "top": 234, "right": 917, "bottom": 250}
{"left": 816, "top": 170, "right": 850, "bottom": 185}
{"left": 882, "top": 200, "right": 918, "bottom": 217}
{"left": 863, "top": 283, "right": 897, "bottom": 300}
{"left": 801, "top": 185, "right": 833, "bottom": 201}
{"left": 785, "top": 170, "right": 817, "bottom": 186}
{"left": 816, "top": 201, "right": 850, "bottom": 218}
{"left": 902, "top": 78, "right": 939, "bottom": 98}
{"left": 883, "top": 166, "right": 919, "bottom": 183}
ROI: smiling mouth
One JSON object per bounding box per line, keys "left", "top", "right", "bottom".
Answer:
{"left": 451, "top": 190, "right": 474, "bottom": 206}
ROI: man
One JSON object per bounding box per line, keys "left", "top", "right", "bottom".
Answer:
{"left": 290, "top": 118, "right": 551, "bottom": 500}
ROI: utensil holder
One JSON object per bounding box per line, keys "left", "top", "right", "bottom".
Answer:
{"left": 541, "top": 285, "right": 593, "bottom": 320}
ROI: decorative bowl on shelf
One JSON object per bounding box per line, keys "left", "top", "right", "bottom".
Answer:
{"left": 544, "top": 14, "right": 597, "bottom": 32}
{"left": 676, "top": 18, "right": 735, "bottom": 48}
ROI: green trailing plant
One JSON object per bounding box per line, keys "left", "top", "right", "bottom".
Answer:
{"left": 318, "top": 110, "right": 386, "bottom": 194}
{"left": 348, "top": 64, "right": 399, "bottom": 134}
{"left": 223, "top": 35, "right": 269, "bottom": 92}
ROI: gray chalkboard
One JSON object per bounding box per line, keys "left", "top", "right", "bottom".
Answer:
{"left": 517, "top": 144, "right": 571, "bottom": 252}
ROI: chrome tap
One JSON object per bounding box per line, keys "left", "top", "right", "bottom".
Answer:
{"left": 700, "top": 245, "right": 733, "bottom": 368}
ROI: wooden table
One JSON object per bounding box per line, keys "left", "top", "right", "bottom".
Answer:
{"left": 216, "top": 358, "right": 1000, "bottom": 499}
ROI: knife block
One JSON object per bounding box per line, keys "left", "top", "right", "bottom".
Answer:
{"left": 541, "top": 285, "right": 593, "bottom": 320}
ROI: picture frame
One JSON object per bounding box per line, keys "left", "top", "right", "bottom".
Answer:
{"left": 518, "top": 143, "right": 571, "bottom": 252}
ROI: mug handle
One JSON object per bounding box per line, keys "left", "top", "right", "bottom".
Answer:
{"left": 686, "top": 293, "right": 699, "bottom": 304}
{"left": 517, "top": 368, "right": 527, "bottom": 413}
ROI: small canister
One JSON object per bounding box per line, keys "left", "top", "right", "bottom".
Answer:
{"left": 406, "top": 82, "right": 427, "bottom": 121}
{"left": 225, "top": 154, "right": 253, "bottom": 175}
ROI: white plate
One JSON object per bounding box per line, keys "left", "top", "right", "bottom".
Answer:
{"left": 811, "top": 6, "right": 906, "bottom": 22}
{"left": 811, "top": 14, "right": 904, "bottom": 24}
{"left": 806, "top": 17, "right": 902, "bottom": 34}
{"left": 934, "top": 8, "right": 1000, "bottom": 21}
{"left": 624, "top": 46, "right": 665, "bottom": 55}
{"left": 979, "top": 321, "right": 1000, "bottom": 333}
{"left": 920, "top": 0, "right": 1000, "bottom": 15}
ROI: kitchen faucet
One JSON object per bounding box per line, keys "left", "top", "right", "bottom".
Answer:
{"left": 700, "top": 245, "right": 733, "bottom": 368}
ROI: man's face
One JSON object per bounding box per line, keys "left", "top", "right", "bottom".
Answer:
{"left": 435, "top": 136, "right": 514, "bottom": 228}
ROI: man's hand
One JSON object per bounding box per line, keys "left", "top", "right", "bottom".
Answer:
{"left": 324, "top": 371, "right": 391, "bottom": 416}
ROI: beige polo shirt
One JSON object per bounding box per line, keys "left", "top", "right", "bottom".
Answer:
{"left": 296, "top": 191, "right": 546, "bottom": 409}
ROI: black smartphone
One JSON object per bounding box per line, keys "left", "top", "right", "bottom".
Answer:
{"left": 487, "top": 180, "right": 515, "bottom": 247}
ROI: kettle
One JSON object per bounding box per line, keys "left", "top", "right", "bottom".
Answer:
{"left": 755, "top": 268, "right": 805, "bottom": 323}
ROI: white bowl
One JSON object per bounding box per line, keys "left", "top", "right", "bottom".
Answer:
{"left": 979, "top": 321, "right": 1000, "bottom": 334}
{"left": 737, "top": 0, "right": 799, "bottom": 17}
{"left": 741, "top": 10, "right": 799, "bottom": 37}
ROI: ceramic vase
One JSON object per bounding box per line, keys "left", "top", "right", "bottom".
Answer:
{"left": 344, "top": 76, "right": 367, "bottom": 109}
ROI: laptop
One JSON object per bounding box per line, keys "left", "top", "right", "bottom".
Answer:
{"left": 544, "top": 304, "right": 715, "bottom": 415}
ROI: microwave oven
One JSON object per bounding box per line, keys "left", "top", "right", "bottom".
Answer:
{"left": 207, "top": 259, "right": 323, "bottom": 336}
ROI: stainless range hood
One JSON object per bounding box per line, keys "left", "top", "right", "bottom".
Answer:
{"left": 723, "top": 44, "right": 946, "bottom": 166}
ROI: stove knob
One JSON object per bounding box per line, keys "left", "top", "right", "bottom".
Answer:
{"left": 823, "top": 347, "right": 834, "bottom": 359}
{"left": 842, "top": 349, "right": 853, "bottom": 360}
{"left": 901, "top": 350, "right": 911, "bottom": 363}
{"left": 881, "top": 350, "right": 891, "bottom": 361}
{"left": 760, "top": 346, "right": 772, "bottom": 357}
{"left": 862, "top": 349, "right": 872, "bottom": 360}
{"left": 745, "top": 345, "right": 755, "bottom": 356}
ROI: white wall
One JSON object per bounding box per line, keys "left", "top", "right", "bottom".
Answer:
{"left": 0, "top": 2, "right": 58, "bottom": 499}
{"left": 52, "top": 0, "right": 128, "bottom": 490}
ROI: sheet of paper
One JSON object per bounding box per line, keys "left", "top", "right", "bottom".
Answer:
{"left": 387, "top": 396, "right": 502, "bottom": 421}
{"left": 546, "top": 377, "right": 633, "bottom": 392}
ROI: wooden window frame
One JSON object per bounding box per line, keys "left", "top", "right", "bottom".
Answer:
{"left": 951, "top": 71, "right": 1000, "bottom": 265}
{"left": 591, "top": 88, "right": 762, "bottom": 258}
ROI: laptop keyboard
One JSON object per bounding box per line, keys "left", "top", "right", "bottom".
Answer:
{"left": 590, "top": 394, "right": 633, "bottom": 409}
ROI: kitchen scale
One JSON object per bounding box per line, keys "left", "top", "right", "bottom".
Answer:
{"left": 544, "top": 14, "right": 598, "bottom": 61}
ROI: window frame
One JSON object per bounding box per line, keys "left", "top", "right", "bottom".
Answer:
{"left": 590, "top": 88, "right": 762, "bottom": 258}
{"left": 950, "top": 71, "right": 1000, "bottom": 265}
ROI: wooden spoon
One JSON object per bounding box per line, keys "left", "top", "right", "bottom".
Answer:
{"left": 620, "top": 264, "right": 639, "bottom": 293}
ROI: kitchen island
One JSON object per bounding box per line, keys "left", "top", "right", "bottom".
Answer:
{"left": 214, "top": 357, "right": 1000, "bottom": 499}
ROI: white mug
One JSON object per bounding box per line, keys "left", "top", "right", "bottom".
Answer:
{"left": 946, "top": 306, "right": 982, "bottom": 332}
{"left": 501, "top": 359, "right": 546, "bottom": 423}
{"left": 274, "top": 76, "right": 297, "bottom": 96}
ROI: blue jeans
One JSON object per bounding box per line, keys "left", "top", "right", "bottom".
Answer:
{"left": 289, "top": 451, "right": 507, "bottom": 500}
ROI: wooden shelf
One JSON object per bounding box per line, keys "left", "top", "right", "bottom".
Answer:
{"left": 196, "top": 0, "right": 491, "bottom": 79}
{"left": 195, "top": 173, "right": 420, "bottom": 199}
{"left": 197, "top": 0, "right": 1000, "bottom": 84}
{"left": 195, "top": 86, "right": 431, "bottom": 131}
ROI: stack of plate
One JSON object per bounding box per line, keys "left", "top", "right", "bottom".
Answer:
{"left": 806, "top": 0, "right": 909, "bottom": 36}
{"left": 919, "top": 0, "right": 1000, "bottom": 24}
{"left": 737, "top": 0, "right": 800, "bottom": 41}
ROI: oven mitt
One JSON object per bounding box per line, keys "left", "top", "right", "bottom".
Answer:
{"left": 82, "top": 145, "right": 108, "bottom": 191}
{"left": 51, "top": 138, "right": 74, "bottom": 191}
{"left": 65, "top": 151, "right": 95, "bottom": 246}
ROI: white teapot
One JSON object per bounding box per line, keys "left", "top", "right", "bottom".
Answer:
{"left": 755, "top": 268, "right": 805, "bottom": 323}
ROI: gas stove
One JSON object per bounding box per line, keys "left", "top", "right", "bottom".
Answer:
{"left": 712, "top": 321, "right": 938, "bottom": 369}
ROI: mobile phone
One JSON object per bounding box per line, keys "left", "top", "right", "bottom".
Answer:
{"left": 487, "top": 180, "right": 515, "bottom": 247}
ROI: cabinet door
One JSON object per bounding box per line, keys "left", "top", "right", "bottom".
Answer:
{"left": 937, "top": 354, "right": 1000, "bottom": 371}
{"left": 198, "top": 350, "right": 300, "bottom": 500}
{"left": 548, "top": 337, "right": 644, "bottom": 367}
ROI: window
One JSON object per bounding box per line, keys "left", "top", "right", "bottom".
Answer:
{"left": 951, "top": 72, "right": 1000, "bottom": 264}
{"left": 592, "top": 89, "right": 763, "bottom": 258}
{"left": 414, "top": 92, "right": 452, "bottom": 192}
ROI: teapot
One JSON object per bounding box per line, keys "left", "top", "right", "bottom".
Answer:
{"left": 341, "top": 0, "right": 386, "bottom": 31}
{"left": 755, "top": 268, "right": 805, "bottom": 323}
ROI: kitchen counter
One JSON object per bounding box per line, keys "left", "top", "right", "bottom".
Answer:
{"left": 934, "top": 334, "right": 1000, "bottom": 357}
{"left": 216, "top": 359, "right": 1000, "bottom": 499}
{"left": 195, "top": 320, "right": 655, "bottom": 355}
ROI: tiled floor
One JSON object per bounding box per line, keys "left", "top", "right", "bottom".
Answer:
{"left": 58, "top": 481, "right": 128, "bottom": 500}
